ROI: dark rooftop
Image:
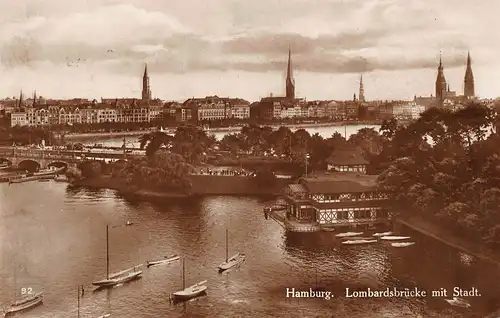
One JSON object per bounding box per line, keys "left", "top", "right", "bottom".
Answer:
{"left": 298, "top": 172, "right": 378, "bottom": 194}
{"left": 326, "top": 148, "right": 368, "bottom": 165}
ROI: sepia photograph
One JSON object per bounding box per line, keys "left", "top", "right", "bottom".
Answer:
{"left": 1, "top": 0, "right": 500, "bottom": 317}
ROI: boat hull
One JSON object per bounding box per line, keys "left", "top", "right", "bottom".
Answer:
{"left": 335, "top": 232, "right": 364, "bottom": 238}
{"left": 172, "top": 285, "right": 207, "bottom": 301}
{"left": 147, "top": 255, "right": 180, "bottom": 268}
{"left": 218, "top": 254, "right": 245, "bottom": 272}
{"left": 342, "top": 240, "right": 378, "bottom": 245}
{"left": 92, "top": 271, "right": 142, "bottom": 287}
{"left": 5, "top": 296, "right": 43, "bottom": 315}
{"left": 380, "top": 236, "right": 411, "bottom": 241}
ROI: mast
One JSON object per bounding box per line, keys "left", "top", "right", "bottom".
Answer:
{"left": 77, "top": 286, "right": 80, "bottom": 318}
{"left": 106, "top": 225, "right": 109, "bottom": 279}
{"left": 225, "top": 229, "right": 229, "bottom": 263}
{"left": 182, "top": 258, "right": 185, "bottom": 290}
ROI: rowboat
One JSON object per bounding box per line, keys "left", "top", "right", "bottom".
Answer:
{"left": 5, "top": 293, "right": 43, "bottom": 315}
{"left": 92, "top": 225, "right": 142, "bottom": 287}
{"left": 171, "top": 258, "right": 207, "bottom": 302}
{"left": 391, "top": 242, "right": 415, "bottom": 247}
{"left": 218, "top": 229, "right": 245, "bottom": 272}
{"left": 97, "top": 314, "right": 111, "bottom": 318}
{"left": 147, "top": 255, "right": 180, "bottom": 268}
{"left": 335, "top": 232, "right": 363, "bottom": 238}
{"left": 380, "top": 236, "right": 411, "bottom": 241}
{"left": 373, "top": 231, "right": 393, "bottom": 237}
{"left": 340, "top": 236, "right": 374, "bottom": 241}
{"left": 342, "top": 239, "right": 378, "bottom": 245}
{"left": 445, "top": 297, "right": 470, "bottom": 308}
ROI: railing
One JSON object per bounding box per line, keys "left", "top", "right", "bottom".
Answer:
{"left": 0, "top": 149, "right": 143, "bottom": 160}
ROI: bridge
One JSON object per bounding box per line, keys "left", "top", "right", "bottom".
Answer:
{"left": 0, "top": 147, "right": 145, "bottom": 171}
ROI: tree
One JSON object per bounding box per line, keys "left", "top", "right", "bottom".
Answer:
{"left": 254, "top": 168, "right": 277, "bottom": 189}
{"left": 139, "top": 131, "right": 173, "bottom": 158}
{"left": 171, "top": 125, "right": 214, "bottom": 164}
{"left": 79, "top": 161, "right": 102, "bottom": 178}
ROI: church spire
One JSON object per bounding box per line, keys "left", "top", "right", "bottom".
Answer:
{"left": 285, "top": 46, "right": 295, "bottom": 99}
{"left": 142, "top": 63, "right": 151, "bottom": 100}
{"left": 435, "top": 53, "right": 447, "bottom": 106}
{"left": 464, "top": 51, "right": 475, "bottom": 98}
{"left": 359, "top": 74, "right": 365, "bottom": 102}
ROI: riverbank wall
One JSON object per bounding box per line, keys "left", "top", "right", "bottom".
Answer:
{"left": 188, "top": 175, "right": 288, "bottom": 195}
{"left": 70, "top": 175, "right": 289, "bottom": 198}
{"left": 396, "top": 215, "right": 500, "bottom": 266}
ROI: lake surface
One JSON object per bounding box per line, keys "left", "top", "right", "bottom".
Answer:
{"left": 1, "top": 181, "right": 499, "bottom": 317}
{"left": 80, "top": 124, "right": 381, "bottom": 148}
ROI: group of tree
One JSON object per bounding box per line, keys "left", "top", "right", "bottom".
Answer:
{"left": 375, "top": 102, "right": 500, "bottom": 250}
{"left": 0, "top": 126, "right": 59, "bottom": 146}
{"left": 217, "top": 124, "right": 384, "bottom": 173}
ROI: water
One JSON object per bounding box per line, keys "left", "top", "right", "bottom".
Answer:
{"left": 1, "top": 182, "right": 500, "bottom": 317}
{"left": 78, "top": 124, "right": 381, "bottom": 148}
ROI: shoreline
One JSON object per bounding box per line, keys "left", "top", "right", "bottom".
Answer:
{"left": 397, "top": 215, "right": 500, "bottom": 266}
{"left": 64, "top": 121, "right": 383, "bottom": 140}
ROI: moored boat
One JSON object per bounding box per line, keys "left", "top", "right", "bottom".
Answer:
{"left": 335, "top": 232, "right": 364, "bottom": 238}
{"left": 342, "top": 239, "right": 378, "bottom": 245}
{"left": 147, "top": 255, "right": 180, "bottom": 268}
{"left": 445, "top": 297, "right": 471, "bottom": 308}
{"left": 171, "top": 258, "right": 207, "bottom": 302}
{"left": 5, "top": 294, "right": 43, "bottom": 315}
{"left": 373, "top": 231, "right": 393, "bottom": 237}
{"left": 92, "top": 225, "right": 142, "bottom": 288}
{"left": 391, "top": 242, "right": 415, "bottom": 247}
{"left": 380, "top": 236, "right": 411, "bottom": 241}
{"left": 217, "top": 229, "right": 245, "bottom": 272}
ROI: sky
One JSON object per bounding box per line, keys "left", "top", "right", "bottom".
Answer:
{"left": 0, "top": 0, "right": 499, "bottom": 102}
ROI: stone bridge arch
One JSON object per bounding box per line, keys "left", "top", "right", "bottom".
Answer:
{"left": 0, "top": 157, "right": 12, "bottom": 166}
{"left": 48, "top": 161, "right": 69, "bottom": 169}
{"left": 18, "top": 159, "right": 41, "bottom": 172}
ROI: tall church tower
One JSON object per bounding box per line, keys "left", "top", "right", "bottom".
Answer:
{"left": 142, "top": 63, "right": 152, "bottom": 100}
{"left": 464, "top": 51, "right": 475, "bottom": 98}
{"left": 359, "top": 74, "right": 365, "bottom": 102}
{"left": 435, "top": 55, "right": 447, "bottom": 106}
{"left": 285, "top": 48, "right": 295, "bottom": 99}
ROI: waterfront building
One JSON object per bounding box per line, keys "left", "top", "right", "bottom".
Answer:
{"left": 229, "top": 99, "right": 251, "bottom": 120}
{"left": 326, "top": 148, "right": 368, "bottom": 173}
{"left": 58, "top": 107, "right": 81, "bottom": 125}
{"left": 279, "top": 149, "right": 390, "bottom": 231}
{"left": 10, "top": 112, "right": 27, "bottom": 126}
{"left": 392, "top": 101, "right": 426, "bottom": 120}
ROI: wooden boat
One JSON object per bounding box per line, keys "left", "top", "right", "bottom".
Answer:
{"left": 342, "top": 239, "right": 378, "bottom": 245}
{"left": 373, "top": 231, "right": 393, "bottom": 237}
{"left": 445, "top": 297, "right": 471, "bottom": 308}
{"left": 335, "top": 231, "right": 363, "bottom": 238}
{"left": 391, "top": 242, "right": 415, "bottom": 247}
{"left": 218, "top": 229, "right": 245, "bottom": 272}
{"left": 321, "top": 227, "right": 336, "bottom": 232}
{"left": 34, "top": 166, "right": 64, "bottom": 176}
{"left": 5, "top": 260, "right": 43, "bottom": 315}
{"left": 380, "top": 236, "right": 411, "bottom": 241}
{"left": 92, "top": 225, "right": 142, "bottom": 287}
{"left": 171, "top": 258, "right": 207, "bottom": 301}
{"left": 340, "top": 236, "right": 374, "bottom": 241}
{"left": 146, "top": 255, "right": 180, "bottom": 268}
{"left": 5, "top": 294, "right": 43, "bottom": 315}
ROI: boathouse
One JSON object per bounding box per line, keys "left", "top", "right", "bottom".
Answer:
{"left": 280, "top": 148, "right": 391, "bottom": 231}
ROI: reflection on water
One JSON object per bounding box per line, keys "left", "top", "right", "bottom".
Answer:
{"left": 1, "top": 182, "right": 500, "bottom": 317}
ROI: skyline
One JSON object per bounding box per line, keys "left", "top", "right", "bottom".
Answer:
{"left": 0, "top": 0, "right": 499, "bottom": 101}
